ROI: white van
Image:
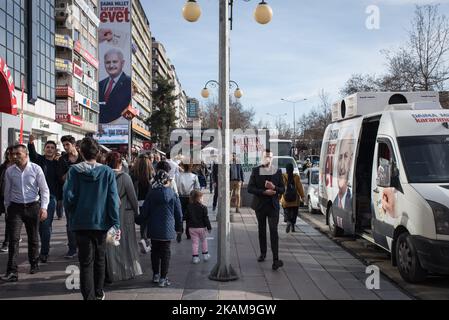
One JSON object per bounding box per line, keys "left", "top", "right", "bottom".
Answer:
{"left": 319, "top": 92, "right": 449, "bottom": 283}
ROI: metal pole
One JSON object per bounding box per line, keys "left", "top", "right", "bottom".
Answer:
{"left": 128, "top": 120, "right": 132, "bottom": 162}
{"left": 293, "top": 103, "right": 296, "bottom": 155}
{"left": 209, "top": 0, "right": 238, "bottom": 282}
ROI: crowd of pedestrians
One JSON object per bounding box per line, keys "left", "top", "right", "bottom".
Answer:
{"left": 0, "top": 137, "right": 216, "bottom": 299}
{"left": 0, "top": 136, "right": 306, "bottom": 300}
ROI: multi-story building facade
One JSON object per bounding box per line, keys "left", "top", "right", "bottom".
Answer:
{"left": 0, "top": 0, "right": 63, "bottom": 155}
{"left": 169, "top": 65, "right": 187, "bottom": 128}
{"left": 152, "top": 38, "right": 187, "bottom": 129}
{"left": 130, "top": 0, "right": 153, "bottom": 150}
{"left": 55, "top": 0, "right": 100, "bottom": 140}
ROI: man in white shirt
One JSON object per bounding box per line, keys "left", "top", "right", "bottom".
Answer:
{"left": 1, "top": 145, "right": 49, "bottom": 282}
{"left": 165, "top": 153, "right": 182, "bottom": 180}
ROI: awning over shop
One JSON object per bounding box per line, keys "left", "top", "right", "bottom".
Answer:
{"left": 0, "top": 57, "right": 18, "bottom": 115}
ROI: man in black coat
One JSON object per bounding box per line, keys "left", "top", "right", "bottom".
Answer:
{"left": 99, "top": 48, "right": 132, "bottom": 124}
{"left": 248, "top": 149, "right": 285, "bottom": 271}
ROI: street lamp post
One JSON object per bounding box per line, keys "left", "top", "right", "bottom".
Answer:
{"left": 183, "top": 0, "right": 273, "bottom": 282}
{"left": 281, "top": 98, "right": 307, "bottom": 157}
{"left": 201, "top": 80, "right": 243, "bottom": 100}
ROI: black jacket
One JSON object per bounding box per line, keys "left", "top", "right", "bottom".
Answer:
{"left": 186, "top": 202, "right": 212, "bottom": 230}
{"left": 28, "top": 143, "right": 60, "bottom": 199}
{"left": 57, "top": 152, "right": 83, "bottom": 183}
{"left": 212, "top": 163, "right": 218, "bottom": 184}
{"left": 99, "top": 73, "right": 132, "bottom": 124}
{"left": 248, "top": 165, "right": 285, "bottom": 213}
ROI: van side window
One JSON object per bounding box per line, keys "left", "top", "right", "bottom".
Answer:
{"left": 378, "top": 142, "right": 394, "bottom": 167}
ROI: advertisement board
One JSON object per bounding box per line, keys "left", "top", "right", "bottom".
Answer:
{"left": 97, "top": 124, "right": 129, "bottom": 144}
{"left": 97, "top": 0, "right": 132, "bottom": 145}
{"left": 55, "top": 34, "right": 73, "bottom": 49}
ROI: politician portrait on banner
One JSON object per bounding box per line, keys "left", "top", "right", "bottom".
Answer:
{"left": 98, "top": 0, "right": 132, "bottom": 128}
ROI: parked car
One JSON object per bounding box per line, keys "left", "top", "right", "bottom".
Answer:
{"left": 304, "top": 167, "right": 320, "bottom": 213}
{"left": 273, "top": 156, "right": 300, "bottom": 175}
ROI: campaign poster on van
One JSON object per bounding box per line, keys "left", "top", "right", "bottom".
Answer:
{"left": 97, "top": 0, "right": 132, "bottom": 144}
{"left": 331, "top": 125, "right": 357, "bottom": 215}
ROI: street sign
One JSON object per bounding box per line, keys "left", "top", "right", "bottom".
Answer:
{"left": 121, "top": 105, "right": 138, "bottom": 121}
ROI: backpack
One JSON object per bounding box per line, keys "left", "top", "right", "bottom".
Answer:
{"left": 284, "top": 176, "right": 297, "bottom": 203}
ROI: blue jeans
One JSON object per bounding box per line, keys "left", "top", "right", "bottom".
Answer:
{"left": 39, "top": 195, "right": 56, "bottom": 256}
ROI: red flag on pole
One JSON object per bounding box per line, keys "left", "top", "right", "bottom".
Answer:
{"left": 19, "top": 77, "right": 24, "bottom": 144}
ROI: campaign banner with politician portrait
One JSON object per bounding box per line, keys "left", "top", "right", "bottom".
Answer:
{"left": 97, "top": 0, "right": 132, "bottom": 144}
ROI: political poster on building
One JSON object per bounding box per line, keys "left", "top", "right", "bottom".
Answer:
{"left": 97, "top": 0, "right": 132, "bottom": 144}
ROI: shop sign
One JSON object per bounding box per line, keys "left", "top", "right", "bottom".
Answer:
{"left": 0, "top": 56, "right": 18, "bottom": 115}
{"left": 38, "top": 120, "right": 50, "bottom": 130}
{"left": 73, "top": 64, "right": 83, "bottom": 80}
{"left": 55, "top": 34, "right": 73, "bottom": 49}
{"left": 74, "top": 41, "right": 99, "bottom": 69}
{"left": 56, "top": 86, "right": 74, "bottom": 98}
{"left": 56, "top": 114, "right": 83, "bottom": 127}
{"left": 75, "top": 92, "right": 99, "bottom": 113}
{"left": 55, "top": 58, "right": 73, "bottom": 73}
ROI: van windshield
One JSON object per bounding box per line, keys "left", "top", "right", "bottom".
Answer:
{"left": 398, "top": 135, "right": 449, "bottom": 183}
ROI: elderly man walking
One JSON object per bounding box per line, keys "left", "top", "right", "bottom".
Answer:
{"left": 1, "top": 144, "right": 49, "bottom": 282}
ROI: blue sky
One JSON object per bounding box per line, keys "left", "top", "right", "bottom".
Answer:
{"left": 141, "top": 0, "right": 449, "bottom": 127}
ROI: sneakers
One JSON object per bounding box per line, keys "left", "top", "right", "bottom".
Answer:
{"left": 30, "top": 264, "right": 39, "bottom": 275}
{"left": 139, "top": 239, "right": 150, "bottom": 254}
{"left": 39, "top": 254, "right": 48, "bottom": 264}
{"left": 159, "top": 278, "right": 171, "bottom": 288}
{"left": 272, "top": 260, "right": 284, "bottom": 271}
{"left": 192, "top": 256, "right": 201, "bottom": 264}
{"left": 257, "top": 254, "right": 266, "bottom": 262}
{"left": 96, "top": 291, "right": 105, "bottom": 300}
{"left": 64, "top": 250, "right": 77, "bottom": 259}
{"left": 153, "top": 274, "right": 161, "bottom": 284}
{"left": 203, "top": 253, "right": 211, "bottom": 262}
{"left": 286, "top": 222, "right": 291, "bottom": 234}
{"left": 1, "top": 273, "right": 18, "bottom": 282}
{"left": 0, "top": 244, "right": 8, "bottom": 253}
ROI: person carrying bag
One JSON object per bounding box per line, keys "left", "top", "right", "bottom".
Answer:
{"left": 281, "top": 163, "right": 305, "bottom": 233}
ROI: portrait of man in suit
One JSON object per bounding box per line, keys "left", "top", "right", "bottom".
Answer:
{"left": 334, "top": 133, "right": 355, "bottom": 211}
{"left": 99, "top": 48, "right": 132, "bottom": 124}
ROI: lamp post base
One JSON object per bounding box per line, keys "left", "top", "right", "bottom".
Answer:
{"left": 209, "top": 264, "right": 239, "bottom": 282}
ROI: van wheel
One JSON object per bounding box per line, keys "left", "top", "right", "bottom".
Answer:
{"left": 328, "top": 206, "right": 343, "bottom": 237}
{"left": 308, "top": 197, "right": 314, "bottom": 214}
{"left": 396, "top": 233, "right": 427, "bottom": 283}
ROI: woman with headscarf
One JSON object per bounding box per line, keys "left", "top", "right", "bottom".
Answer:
{"left": 281, "top": 163, "right": 305, "bottom": 233}
{"left": 136, "top": 170, "right": 183, "bottom": 288}
{"left": 104, "top": 152, "right": 142, "bottom": 282}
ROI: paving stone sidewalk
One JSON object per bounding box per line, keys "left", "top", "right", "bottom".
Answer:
{"left": 0, "top": 193, "right": 411, "bottom": 300}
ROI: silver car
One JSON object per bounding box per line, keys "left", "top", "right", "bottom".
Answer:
{"left": 304, "top": 168, "right": 320, "bottom": 213}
